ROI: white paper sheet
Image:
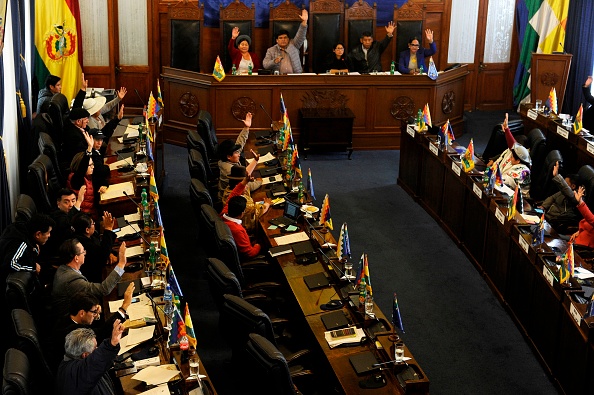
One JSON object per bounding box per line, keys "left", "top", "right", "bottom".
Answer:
{"left": 273, "top": 232, "right": 310, "bottom": 246}
{"left": 100, "top": 181, "right": 134, "bottom": 201}
{"left": 246, "top": 152, "right": 275, "bottom": 164}
{"left": 131, "top": 365, "right": 181, "bottom": 386}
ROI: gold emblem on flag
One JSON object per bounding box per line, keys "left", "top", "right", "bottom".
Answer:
{"left": 43, "top": 21, "right": 77, "bottom": 61}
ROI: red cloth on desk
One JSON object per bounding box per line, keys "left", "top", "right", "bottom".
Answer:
{"left": 221, "top": 182, "right": 261, "bottom": 259}
{"left": 576, "top": 201, "right": 594, "bottom": 248}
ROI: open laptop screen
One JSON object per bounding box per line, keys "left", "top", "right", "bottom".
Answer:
{"left": 284, "top": 199, "right": 301, "bottom": 220}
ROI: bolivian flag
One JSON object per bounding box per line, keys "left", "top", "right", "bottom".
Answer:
{"left": 574, "top": 104, "right": 583, "bottom": 134}
{"left": 35, "top": 0, "right": 83, "bottom": 101}
{"left": 213, "top": 56, "right": 226, "bottom": 82}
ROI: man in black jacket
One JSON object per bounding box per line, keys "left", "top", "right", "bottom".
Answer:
{"left": 347, "top": 22, "right": 395, "bottom": 73}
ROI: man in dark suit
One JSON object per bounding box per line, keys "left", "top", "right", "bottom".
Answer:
{"left": 347, "top": 22, "right": 395, "bottom": 73}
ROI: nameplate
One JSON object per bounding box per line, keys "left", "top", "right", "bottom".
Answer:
{"left": 556, "top": 126, "right": 569, "bottom": 139}
{"left": 406, "top": 125, "right": 415, "bottom": 138}
{"left": 451, "top": 161, "right": 461, "bottom": 176}
{"left": 495, "top": 208, "right": 505, "bottom": 225}
{"left": 429, "top": 142, "right": 439, "bottom": 156}
{"left": 588, "top": 142, "right": 594, "bottom": 156}
{"left": 542, "top": 265, "right": 554, "bottom": 287}
{"left": 472, "top": 183, "right": 482, "bottom": 199}
{"left": 518, "top": 235, "right": 529, "bottom": 254}
{"left": 527, "top": 109, "right": 538, "bottom": 120}
{"left": 570, "top": 303, "right": 582, "bottom": 326}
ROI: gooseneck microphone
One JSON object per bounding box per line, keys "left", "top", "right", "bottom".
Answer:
{"left": 122, "top": 191, "right": 142, "bottom": 211}
{"left": 116, "top": 151, "right": 135, "bottom": 172}
{"left": 134, "top": 88, "right": 144, "bottom": 104}
{"left": 124, "top": 219, "right": 151, "bottom": 246}
{"left": 260, "top": 103, "right": 275, "bottom": 127}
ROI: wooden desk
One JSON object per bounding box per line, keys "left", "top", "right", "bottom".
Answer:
{"left": 161, "top": 65, "right": 469, "bottom": 150}
{"left": 298, "top": 107, "right": 355, "bottom": 159}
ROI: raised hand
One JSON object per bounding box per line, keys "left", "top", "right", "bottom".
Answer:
{"left": 243, "top": 112, "right": 253, "bottom": 128}
{"left": 501, "top": 112, "right": 508, "bottom": 132}
{"left": 300, "top": 9, "right": 308, "bottom": 24}
{"left": 83, "top": 130, "right": 93, "bottom": 150}
{"left": 553, "top": 161, "right": 559, "bottom": 177}
{"left": 386, "top": 21, "right": 396, "bottom": 35}
{"left": 117, "top": 87, "right": 128, "bottom": 100}
{"left": 118, "top": 104, "right": 125, "bottom": 120}
{"left": 585, "top": 76, "right": 593, "bottom": 88}
{"left": 81, "top": 73, "right": 88, "bottom": 91}
{"left": 425, "top": 29, "right": 434, "bottom": 43}
{"left": 232, "top": 26, "right": 240, "bottom": 40}
{"left": 103, "top": 211, "right": 114, "bottom": 231}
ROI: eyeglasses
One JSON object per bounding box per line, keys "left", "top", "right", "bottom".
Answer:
{"left": 77, "top": 250, "right": 86, "bottom": 256}
{"left": 88, "top": 309, "right": 100, "bottom": 315}
{"left": 410, "top": 44, "right": 420, "bottom": 47}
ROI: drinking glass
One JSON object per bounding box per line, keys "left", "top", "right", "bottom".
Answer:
{"left": 394, "top": 343, "right": 405, "bottom": 362}
{"left": 365, "top": 296, "right": 374, "bottom": 317}
{"left": 188, "top": 351, "right": 200, "bottom": 381}
{"left": 535, "top": 99, "right": 542, "bottom": 111}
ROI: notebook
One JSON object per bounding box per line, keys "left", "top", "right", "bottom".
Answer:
{"left": 117, "top": 279, "right": 143, "bottom": 297}
{"left": 260, "top": 167, "right": 280, "bottom": 177}
{"left": 292, "top": 240, "right": 315, "bottom": 256}
{"left": 349, "top": 351, "right": 380, "bottom": 375}
{"left": 320, "top": 309, "right": 349, "bottom": 331}
{"left": 269, "top": 199, "right": 300, "bottom": 227}
{"left": 303, "top": 272, "right": 330, "bottom": 290}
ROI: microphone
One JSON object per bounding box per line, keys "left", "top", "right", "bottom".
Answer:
{"left": 116, "top": 150, "right": 135, "bottom": 172}
{"left": 124, "top": 219, "right": 151, "bottom": 246}
{"left": 134, "top": 88, "right": 144, "bottom": 104}
{"left": 260, "top": 103, "right": 275, "bottom": 128}
{"left": 122, "top": 191, "right": 142, "bottom": 212}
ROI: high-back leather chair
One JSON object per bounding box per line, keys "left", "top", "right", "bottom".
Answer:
{"left": 532, "top": 149, "right": 563, "bottom": 202}
{"left": 481, "top": 119, "right": 525, "bottom": 161}
{"left": 219, "top": 0, "right": 255, "bottom": 72}
{"left": 578, "top": 165, "right": 594, "bottom": 209}
{"left": 38, "top": 132, "right": 65, "bottom": 184}
{"left": 344, "top": 0, "right": 377, "bottom": 54}
{"left": 188, "top": 148, "right": 208, "bottom": 185}
{"left": 244, "top": 333, "right": 301, "bottom": 395}
{"left": 47, "top": 93, "right": 68, "bottom": 150}
{"left": 167, "top": 0, "right": 204, "bottom": 72}
{"left": 205, "top": 257, "right": 245, "bottom": 311}
{"left": 197, "top": 110, "right": 218, "bottom": 161}
{"left": 393, "top": 2, "right": 424, "bottom": 61}
{"left": 2, "top": 348, "right": 30, "bottom": 395}
{"left": 199, "top": 203, "right": 224, "bottom": 258}
{"left": 10, "top": 309, "right": 53, "bottom": 386}
{"left": 526, "top": 129, "right": 547, "bottom": 188}
{"left": 190, "top": 178, "right": 214, "bottom": 239}
{"left": 13, "top": 194, "right": 37, "bottom": 224}
{"left": 6, "top": 272, "right": 37, "bottom": 317}
{"left": 308, "top": 0, "right": 344, "bottom": 74}
{"left": 27, "top": 154, "right": 62, "bottom": 214}
{"left": 269, "top": 0, "right": 306, "bottom": 67}
{"left": 187, "top": 129, "right": 217, "bottom": 180}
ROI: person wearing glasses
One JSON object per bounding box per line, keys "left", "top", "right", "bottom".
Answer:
{"left": 49, "top": 284, "right": 134, "bottom": 373}
{"left": 398, "top": 29, "right": 436, "bottom": 75}
{"left": 51, "top": 239, "right": 127, "bottom": 318}
{"left": 324, "top": 42, "right": 350, "bottom": 73}
{"left": 347, "top": 23, "right": 395, "bottom": 73}
{"left": 263, "top": 9, "right": 308, "bottom": 74}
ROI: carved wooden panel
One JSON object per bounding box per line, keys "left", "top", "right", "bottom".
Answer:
{"left": 231, "top": 97, "right": 257, "bottom": 121}
{"left": 345, "top": 0, "right": 376, "bottom": 19}
{"left": 310, "top": 0, "right": 344, "bottom": 13}
{"left": 395, "top": 2, "right": 424, "bottom": 20}
{"left": 179, "top": 92, "right": 200, "bottom": 118}
{"left": 270, "top": 0, "right": 303, "bottom": 19}
{"left": 441, "top": 91, "right": 455, "bottom": 114}
{"left": 301, "top": 90, "right": 349, "bottom": 109}
{"left": 391, "top": 96, "right": 415, "bottom": 120}
{"left": 219, "top": 0, "right": 254, "bottom": 19}
{"left": 170, "top": 1, "right": 203, "bottom": 20}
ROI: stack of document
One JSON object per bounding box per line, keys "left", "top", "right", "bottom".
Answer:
{"left": 324, "top": 326, "right": 365, "bottom": 348}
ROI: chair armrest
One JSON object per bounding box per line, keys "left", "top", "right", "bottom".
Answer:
{"left": 241, "top": 258, "right": 270, "bottom": 268}
{"left": 245, "top": 281, "right": 283, "bottom": 291}
{"left": 284, "top": 348, "right": 311, "bottom": 364}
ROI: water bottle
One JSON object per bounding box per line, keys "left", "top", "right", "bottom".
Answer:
{"left": 179, "top": 333, "right": 189, "bottom": 363}
{"left": 358, "top": 278, "right": 367, "bottom": 308}
{"left": 419, "top": 65, "right": 425, "bottom": 75}
{"left": 143, "top": 203, "right": 151, "bottom": 233}
{"left": 248, "top": 63, "right": 253, "bottom": 75}
{"left": 164, "top": 283, "right": 174, "bottom": 329}
{"left": 231, "top": 64, "right": 237, "bottom": 75}
{"left": 148, "top": 243, "right": 157, "bottom": 272}
{"left": 141, "top": 188, "right": 148, "bottom": 206}
{"left": 390, "top": 61, "right": 395, "bottom": 75}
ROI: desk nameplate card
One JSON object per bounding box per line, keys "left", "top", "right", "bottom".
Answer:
{"left": 495, "top": 208, "right": 505, "bottom": 225}
{"left": 406, "top": 125, "right": 416, "bottom": 138}
{"left": 472, "top": 183, "right": 482, "bottom": 199}
{"left": 429, "top": 142, "right": 439, "bottom": 156}
{"left": 556, "top": 125, "right": 569, "bottom": 139}
{"left": 527, "top": 109, "right": 538, "bottom": 120}
{"left": 587, "top": 142, "right": 594, "bottom": 155}
{"left": 543, "top": 265, "right": 555, "bottom": 287}
{"left": 451, "top": 161, "right": 461, "bottom": 176}
{"left": 569, "top": 302, "right": 582, "bottom": 326}
{"left": 519, "top": 234, "right": 530, "bottom": 254}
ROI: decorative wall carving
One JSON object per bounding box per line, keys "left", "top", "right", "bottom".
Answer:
{"left": 170, "top": 2, "right": 202, "bottom": 19}
{"left": 301, "top": 90, "right": 349, "bottom": 108}
{"left": 231, "top": 96, "right": 257, "bottom": 121}
{"left": 271, "top": 0, "right": 303, "bottom": 18}
{"left": 391, "top": 96, "right": 415, "bottom": 120}
{"left": 540, "top": 72, "right": 559, "bottom": 87}
{"left": 310, "top": 0, "right": 343, "bottom": 13}
{"left": 179, "top": 92, "right": 199, "bottom": 118}
{"left": 220, "top": 0, "right": 254, "bottom": 19}
{"left": 395, "top": 2, "right": 423, "bottom": 19}
{"left": 345, "top": 0, "right": 375, "bottom": 18}
{"left": 442, "top": 91, "right": 455, "bottom": 114}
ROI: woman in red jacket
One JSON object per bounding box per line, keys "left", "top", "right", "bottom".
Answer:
{"left": 67, "top": 150, "right": 99, "bottom": 222}
{"left": 227, "top": 26, "right": 261, "bottom": 74}
{"left": 572, "top": 185, "right": 594, "bottom": 248}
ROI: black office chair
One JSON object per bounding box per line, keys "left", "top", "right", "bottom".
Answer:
{"left": 578, "top": 165, "right": 594, "bottom": 209}
{"left": 531, "top": 149, "right": 563, "bottom": 203}
{"left": 526, "top": 129, "right": 547, "bottom": 174}
{"left": 199, "top": 203, "right": 224, "bottom": 258}
{"left": 197, "top": 110, "right": 218, "bottom": 161}
{"left": 38, "top": 132, "right": 65, "bottom": 184}
{"left": 481, "top": 119, "right": 525, "bottom": 161}
{"left": 13, "top": 194, "right": 37, "bottom": 224}
{"left": 190, "top": 178, "right": 214, "bottom": 236}
{"left": 244, "top": 333, "right": 314, "bottom": 395}
{"left": 47, "top": 93, "right": 68, "bottom": 155}
{"left": 188, "top": 148, "right": 218, "bottom": 197}
{"left": 205, "top": 257, "right": 282, "bottom": 312}
{"left": 220, "top": 294, "right": 310, "bottom": 371}
{"left": 2, "top": 348, "right": 30, "bottom": 395}
{"left": 10, "top": 309, "right": 54, "bottom": 387}
{"left": 27, "top": 154, "right": 62, "bottom": 214}
{"left": 187, "top": 129, "right": 219, "bottom": 180}
{"left": 214, "top": 220, "right": 271, "bottom": 287}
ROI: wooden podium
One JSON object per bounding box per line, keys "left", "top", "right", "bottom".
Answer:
{"left": 530, "top": 53, "right": 572, "bottom": 110}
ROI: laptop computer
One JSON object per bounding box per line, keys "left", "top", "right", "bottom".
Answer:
{"left": 269, "top": 199, "right": 300, "bottom": 227}
{"left": 303, "top": 272, "right": 330, "bottom": 290}
{"left": 321, "top": 309, "right": 349, "bottom": 331}
{"left": 349, "top": 351, "right": 380, "bottom": 375}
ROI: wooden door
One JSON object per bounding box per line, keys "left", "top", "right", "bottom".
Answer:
{"left": 79, "top": 0, "right": 152, "bottom": 112}
{"left": 473, "top": 0, "right": 517, "bottom": 110}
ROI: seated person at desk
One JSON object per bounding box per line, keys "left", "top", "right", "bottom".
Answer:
{"left": 51, "top": 239, "right": 127, "bottom": 318}
{"left": 398, "top": 29, "right": 437, "bottom": 75}
{"left": 84, "top": 87, "right": 127, "bottom": 131}
{"left": 540, "top": 161, "right": 582, "bottom": 231}
{"left": 572, "top": 186, "right": 594, "bottom": 250}
{"left": 36, "top": 74, "right": 62, "bottom": 114}
{"left": 49, "top": 285, "right": 133, "bottom": 373}
{"left": 487, "top": 113, "right": 526, "bottom": 174}
{"left": 347, "top": 23, "right": 395, "bottom": 73}
{"left": 88, "top": 128, "right": 111, "bottom": 188}
{"left": 54, "top": 322, "right": 125, "bottom": 395}
{"left": 263, "top": 9, "right": 308, "bottom": 74}
{"left": 324, "top": 42, "right": 350, "bottom": 72}
{"left": 223, "top": 165, "right": 272, "bottom": 233}
{"left": 582, "top": 76, "right": 594, "bottom": 132}
{"left": 72, "top": 212, "right": 118, "bottom": 283}
{"left": 67, "top": 148, "right": 101, "bottom": 221}
{"left": 221, "top": 170, "right": 262, "bottom": 259}
{"left": 39, "top": 188, "right": 85, "bottom": 265}
{"left": 83, "top": 97, "right": 125, "bottom": 140}
{"left": 218, "top": 112, "right": 262, "bottom": 197}
{"left": 62, "top": 107, "right": 91, "bottom": 167}
{"left": 228, "top": 27, "right": 261, "bottom": 73}
{"left": 501, "top": 144, "right": 531, "bottom": 197}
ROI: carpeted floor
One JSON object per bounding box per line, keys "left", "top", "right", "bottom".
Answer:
{"left": 158, "top": 110, "right": 560, "bottom": 395}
